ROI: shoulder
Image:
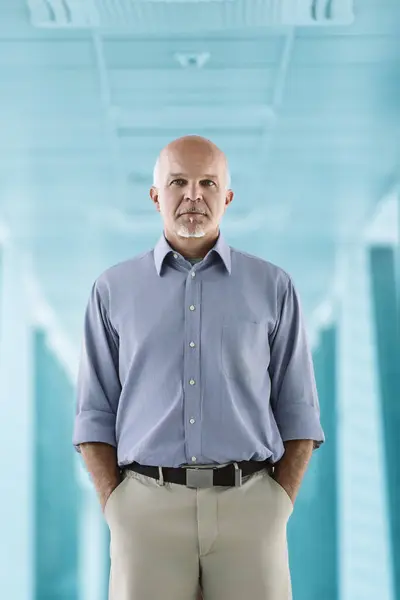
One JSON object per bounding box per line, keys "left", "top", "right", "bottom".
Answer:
{"left": 90, "top": 251, "right": 151, "bottom": 307}
{"left": 230, "top": 246, "right": 292, "bottom": 293}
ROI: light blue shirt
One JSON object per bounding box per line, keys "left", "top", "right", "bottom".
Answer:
{"left": 73, "top": 231, "right": 325, "bottom": 467}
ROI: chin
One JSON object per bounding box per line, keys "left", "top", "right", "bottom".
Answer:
{"left": 174, "top": 223, "right": 207, "bottom": 238}
{"left": 177, "top": 229, "right": 207, "bottom": 239}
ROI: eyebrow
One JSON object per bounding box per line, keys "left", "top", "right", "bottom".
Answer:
{"left": 168, "top": 173, "right": 219, "bottom": 180}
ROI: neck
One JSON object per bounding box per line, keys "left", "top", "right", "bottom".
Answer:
{"left": 164, "top": 229, "right": 219, "bottom": 260}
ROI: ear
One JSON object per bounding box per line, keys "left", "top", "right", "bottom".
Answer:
{"left": 150, "top": 186, "right": 159, "bottom": 204}
{"left": 226, "top": 190, "right": 234, "bottom": 206}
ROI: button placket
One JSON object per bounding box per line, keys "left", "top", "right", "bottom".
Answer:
{"left": 186, "top": 273, "right": 200, "bottom": 463}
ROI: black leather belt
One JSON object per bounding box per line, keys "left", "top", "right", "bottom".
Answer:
{"left": 123, "top": 459, "right": 274, "bottom": 488}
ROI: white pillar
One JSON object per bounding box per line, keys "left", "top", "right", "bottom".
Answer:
{"left": 26, "top": 262, "right": 109, "bottom": 600}
{"left": 0, "top": 234, "right": 34, "bottom": 600}
{"left": 336, "top": 238, "right": 394, "bottom": 600}
{"left": 76, "top": 461, "right": 109, "bottom": 600}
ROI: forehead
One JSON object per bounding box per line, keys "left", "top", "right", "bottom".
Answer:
{"left": 162, "top": 148, "right": 225, "bottom": 176}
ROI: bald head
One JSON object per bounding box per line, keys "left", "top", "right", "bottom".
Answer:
{"left": 149, "top": 134, "right": 234, "bottom": 243}
{"left": 153, "top": 135, "right": 231, "bottom": 189}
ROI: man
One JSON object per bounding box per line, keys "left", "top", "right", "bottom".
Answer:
{"left": 73, "top": 135, "right": 325, "bottom": 600}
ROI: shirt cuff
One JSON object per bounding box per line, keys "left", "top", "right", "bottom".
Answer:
{"left": 274, "top": 401, "right": 325, "bottom": 449}
{"left": 73, "top": 409, "right": 117, "bottom": 453}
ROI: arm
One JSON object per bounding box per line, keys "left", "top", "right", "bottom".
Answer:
{"left": 269, "top": 275, "right": 325, "bottom": 503}
{"left": 272, "top": 440, "right": 313, "bottom": 504}
{"left": 73, "top": 280, "right": 122, "bottom": 512}
{"left": 80, "top": 442, "right": 122, "bottom": 513}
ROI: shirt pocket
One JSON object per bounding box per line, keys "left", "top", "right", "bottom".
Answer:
{"left": 221, "top": 316, "right": 268, "bottom": 384}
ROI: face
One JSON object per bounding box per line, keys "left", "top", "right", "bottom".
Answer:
{"left": 150, "top": 140, "right": 234, "bottom": 243}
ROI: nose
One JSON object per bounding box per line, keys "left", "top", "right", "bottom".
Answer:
{"left": 184, "top": 198, "right": 204, "bottom": 211}
{"left": 184, "top": 181, "right": 203, "bottom": 202}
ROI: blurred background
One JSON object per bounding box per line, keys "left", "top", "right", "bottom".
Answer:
{"left": 0, "top": 0, "right": 399, "bottom": 599}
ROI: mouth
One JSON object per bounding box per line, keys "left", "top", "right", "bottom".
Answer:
{"left": 180, "top": 212, "right": 205, "bottom": 216}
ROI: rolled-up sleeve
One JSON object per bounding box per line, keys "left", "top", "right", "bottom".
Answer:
{"left": 72, "top": 280, "right": 121, "bottom": 453}
{"left": 269, "top": 275, "right": 325, "bottom": 450}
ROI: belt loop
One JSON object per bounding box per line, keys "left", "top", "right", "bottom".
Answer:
{"left": 233, "top": 462, "right": 242, "bottom": 487}
{"left": 157, "top": 466, "right": 165, "bottom": 486}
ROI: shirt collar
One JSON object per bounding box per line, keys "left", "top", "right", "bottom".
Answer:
{"left": 153, "top": 230, "right": 231, "bottom": 276}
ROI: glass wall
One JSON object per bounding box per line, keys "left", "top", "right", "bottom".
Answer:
{"left": 0, "top": 1, "right": 398, "bottom": 599}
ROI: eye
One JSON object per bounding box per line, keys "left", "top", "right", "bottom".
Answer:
{"left": 171, "top": 179, "right": 216, "bottom": 187}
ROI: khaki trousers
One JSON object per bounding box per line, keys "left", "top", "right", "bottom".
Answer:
{"left": 104, "top": 465, "right": 294, "bottom": 600}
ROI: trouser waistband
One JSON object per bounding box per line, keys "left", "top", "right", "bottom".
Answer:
{"left": 123, "top": 459, "right": 274, "bottom": 488}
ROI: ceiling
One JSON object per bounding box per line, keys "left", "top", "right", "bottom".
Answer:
{"left": 0, "top": 0, "right": 399, "bottom": 356}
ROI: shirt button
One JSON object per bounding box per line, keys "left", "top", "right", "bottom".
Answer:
{"left": 191, "top": 457, "right": 197, "bottom": 462}
{"left": 189, "top": 341, "right": 195, "bottom": 348}
{"left": 173, "top": 253, "right": 178, "bottom": 259}
{"left": 189, "top": 379, "right": 195, "bottom": 385}
{"left": 189, "top": 418, "right": 195, "bottom": 424}
{"left": 191, "top": 272, "right": 196, "bottom": 278}
{"left": 189, "top": 305, "right": 195, "bottom": 311}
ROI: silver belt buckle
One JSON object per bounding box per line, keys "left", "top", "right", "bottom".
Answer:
{"left": 186, "top": 468, "right": 214, "bottom": 488}
{"left": 185, "top": 463, "right": 243, "bottom": 488}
